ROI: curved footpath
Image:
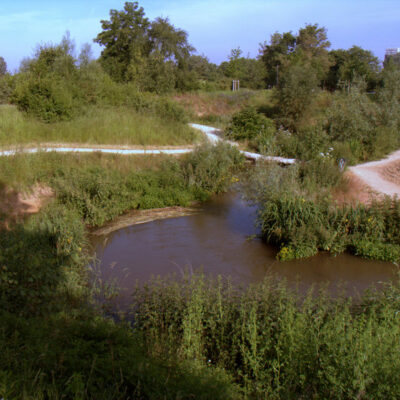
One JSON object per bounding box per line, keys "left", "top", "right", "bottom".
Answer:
{"left": 1, "top": 122, "right": 400, "bottom": 197}
{"left": 0, "top": 123, "right": 296, "bottom": 164}
{"left": 349, "top": 149, "right": 400, "bottom": 197}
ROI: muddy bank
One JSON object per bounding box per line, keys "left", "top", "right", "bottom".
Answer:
{"left": 0, "top": 184, "right": 53, "bottom": 227}
{"left": 91, "top": 206, "right": 200, "bottom": 236}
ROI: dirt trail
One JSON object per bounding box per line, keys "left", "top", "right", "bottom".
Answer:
{"left": 348, "top": 149, "right": 400, "bottom": 199}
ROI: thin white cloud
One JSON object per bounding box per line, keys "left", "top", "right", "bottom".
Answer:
{"left": 0, "top": 11, "right": 43, "bottom": 29}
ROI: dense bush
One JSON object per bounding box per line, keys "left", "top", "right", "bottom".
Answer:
{"left": 0, "top": 205, "right": 86, "bottom": 316}
{"left": 226, "top": 106, "right": 275, "bottom": 141}
{"left": 241, "top": 161, "right": 400, "bottom": 262}
{"left": 47, "top": 143, "right": 243, "bottom": 226}
{"left": 132, "top": 273, "right": 400, "bottom": 399}
{"left": 12, "top": 76, "right": 79, "bottom": 122}
{"left": 259, "top": 196, "right": 400, "bottom": 262}
{"left": 0, "top": 74, "right": 14, "bottom": 104}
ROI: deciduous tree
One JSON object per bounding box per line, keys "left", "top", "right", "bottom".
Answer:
{"left": 94, "top": 2, "right": 150, "bottom": 82}
{"left": 0, "top": 57, "right": 7, "bottom": 76}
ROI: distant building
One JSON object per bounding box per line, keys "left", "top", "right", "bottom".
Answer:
{"left": 386, "top": 48, "right": 400, "bottom": 56}
{"left": 384, "top": 48, "right": 400, "bottom": 67}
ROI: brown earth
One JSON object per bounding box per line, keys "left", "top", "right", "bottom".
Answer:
{"left": 91, "top": 206, "right": 200, "bottom": 236}
{"left": 174, "top": 93, "right": 242, "bottom": 118}
{"left": 348, "top": 149, "right": 400, "bottom": 199}
{"left": 333, "top": 171, "right": 378, "bottom": 206}
{"left": 0, "top": 184, "right": 54, "bottom": 228}
{"left": 334, "top": 151, "right": 400, "bottom": 205}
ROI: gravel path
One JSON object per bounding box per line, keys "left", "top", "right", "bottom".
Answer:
{"left": 0, "top": 123, "right": 296, "bottom": 164}
{"left": 349, "top": 149, "right": 400, "bottom": 197}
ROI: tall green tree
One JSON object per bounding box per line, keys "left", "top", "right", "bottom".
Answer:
{"left": 384, "top": 51, "right": 400, "bottom": 70}
{"left": 219, "top": 48, "right": 266, "bottom": 89}
{"left": 94, "top": 2, "right": 195, "bottom": 92}
{"left": 94, "top": 2, "right": 150, "bottom": 82}
{"left": 0, "top": 57, "right": 7, "bottom": 76}
{"left": 259, "top": 31, "right": 296, "bottom": 86}
{"left": 296, "top": 24, "right": 331, "bottom": 82}
{"left": 147, "top": 17, "right": 195, "bottom": 92}
{"left": 259, "top": 24, "right": 331, "bottom": 87}
{"left": 148, "top": 17, "right": 194, "bottom": 65}
{"left": 327, "top": 46, "right": 380, "bottom": 91}
{"left": 276, "top": 62, "right": 320, "bottom": 130}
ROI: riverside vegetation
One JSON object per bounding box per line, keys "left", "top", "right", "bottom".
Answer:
{"left": 2, "top": 1, "right": 400, "bottom": 398}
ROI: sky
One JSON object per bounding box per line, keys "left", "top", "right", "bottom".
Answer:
{"left": 1, "top": 0, "right": 400, "bottom": 72}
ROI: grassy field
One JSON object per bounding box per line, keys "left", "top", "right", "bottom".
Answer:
{"left": 0, "top": 105, "right": 200, "bottom": 147}
{"left": 173, "top": 89, "right": 274, "bottom": 128}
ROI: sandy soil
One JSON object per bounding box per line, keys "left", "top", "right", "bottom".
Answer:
{"left": 91, "top": 206, "right": 200, "bottom": 236}
{"left": 0, "top": 184, "right": 54, "bottom": 227}
{"left": 333, "top": 171, "right": 378, "bottom": 206}
{"left": 348, "top": 149, "right": 400, "bottom": 199}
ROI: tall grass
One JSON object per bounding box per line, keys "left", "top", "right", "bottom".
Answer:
{"left": 242, "top": 161, "right": 400, "bottom": 262}
{"left": 132, "top": 273, "right": 400, "bottom": 399}
{"left": 0, "top": 105, "right": 199, "bottom": 147}
{"left": 0, "top": 144, "right": 245, "bottom": 399}
{"left": 0, "top": 143, "right": 244, "bottom": 226}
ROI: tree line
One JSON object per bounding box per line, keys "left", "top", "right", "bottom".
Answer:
{"left": 0, "top": 1, "right": 399, "bottom": 123}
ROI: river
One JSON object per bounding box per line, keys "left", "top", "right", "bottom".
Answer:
{"left": 90, "top": 191, "right": 398, "bottom": 308}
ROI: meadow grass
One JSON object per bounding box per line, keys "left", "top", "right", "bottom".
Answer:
{"left": 0, "top": 143, "right": 244, "bottom": 224}
{"left": 131, "top": 272, "right": 400, "bottom": 399}
{"left": 0, "top": 105, "right": 199, "bottom": 147}
{"left": 174, "top": 89, "right": 274, "bottom": 128}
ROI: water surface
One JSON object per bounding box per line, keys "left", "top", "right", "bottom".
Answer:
{"left": 91, "top": 192, "right": 398, "bottom": 306}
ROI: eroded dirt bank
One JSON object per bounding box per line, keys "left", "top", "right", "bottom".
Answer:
{"left": 0, "top": 184, "right": 54, "bottom": 227}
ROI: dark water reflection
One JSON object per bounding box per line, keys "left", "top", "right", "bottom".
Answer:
{"left": 91, "top": 192, "right": 398, "bottom": 306}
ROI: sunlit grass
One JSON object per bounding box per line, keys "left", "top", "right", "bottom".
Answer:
{"left": 0, "top": 105, "right": 200, "bottom": 147}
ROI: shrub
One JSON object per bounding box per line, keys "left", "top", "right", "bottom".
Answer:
{"left": 181, "top": 142, "right": 244, "bottom": 195}
{"left": 132, "top": 273, "right": 400, "bottom": 398}
{"left": 12, "top": 76, "right": 78, "bottom": 122}
{"left": 225, "top": 106, "right": 275, "bottom": 142}
{"left": 259, "top": 196, "right": 400, "bottom": 262}
{"left": 0, "top": 74, "right": 15, "bottom": 104}
{"left": 0, "top": 205, "right": 85, "bottom": 315}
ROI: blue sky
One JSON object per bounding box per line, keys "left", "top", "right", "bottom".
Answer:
{"left": 1, "top": 0, "right": 399, "bottom": 72}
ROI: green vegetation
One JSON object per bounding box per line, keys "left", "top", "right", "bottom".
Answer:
{"left": 242, "top": 161, "right": 400, "bottom": 262}
{"left": 2, "top": 1, "right": 400, "bottom": 397}
{"left": 174, "top": 89, "right": 272, "bottom": 127}
{"left": 131, "top": 273, "right": 400, "bottom": 399}
{"left": 0, "top": 142, "right": 243, "bottom": 214}
{"left": 225, "top": 106, "right": 277, "bottom": 153}
{"left": 0, "top": 105, "right": 197, "bottom": 147}
{"left": 0, "top": 144, "right": 244, "bottom": 398}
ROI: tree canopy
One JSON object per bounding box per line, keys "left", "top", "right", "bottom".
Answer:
{"left": 0, "top": 56, "right": 7, "bottom": 76}
{"left": 327, "top": 46, "right": 380, "bottom": 91}
{"left": 93, "top": 2, "right": 195, "bottom": 91}
{"left": 94, "top": 2, "right": 150, "bottom": 82}
{"left": 259, "top": 24, "right": 330, "bottom": 87}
